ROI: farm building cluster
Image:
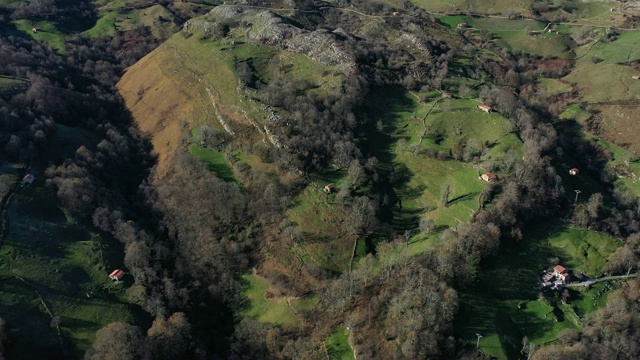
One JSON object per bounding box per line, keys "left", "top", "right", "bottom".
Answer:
{"left": 540, "top": 265, "right": 572, "bottom": 290}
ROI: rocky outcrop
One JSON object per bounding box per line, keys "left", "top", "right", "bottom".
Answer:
{"left": 184, "top": 7, "right": 356, "bottom": 72}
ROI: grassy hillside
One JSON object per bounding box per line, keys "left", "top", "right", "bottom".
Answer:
{"left": 364, "top": 87, "right": 522, "bottom": 233}
{"left": 0, "top": 181, "right": 147, "bottom": 358}
{"left": 117, "top": 28, "right": 344, "bottom": 177}
{"left": 84, "top": 4, "right": 180, "bottom": 39}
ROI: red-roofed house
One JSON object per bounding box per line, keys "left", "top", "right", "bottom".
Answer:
{"left": 324, "top": 183, "right": 336, "bottom": 193}
{"left": 553, "top": 265, "right": 566, "bottom": 275}
{"left": 478, "top": 104, "right": 493, "bottom": 114}
{"left": 569, "top": 168, "right": 579, "bottom": 175}
{"left": 553, "top": 265, "right": 571, "bottom": 282}
{"left": 480, "top": 173, "right": 496, "bottom": 182}
{"left": 23, "top": 174, "right": 35, "bottom": 184}
{"left": 109, "top": 269, "right": 124, "bottom": 281}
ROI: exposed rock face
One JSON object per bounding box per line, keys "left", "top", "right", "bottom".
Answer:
{"left": 184, "top": 7, "right": 356, "bottom": 72}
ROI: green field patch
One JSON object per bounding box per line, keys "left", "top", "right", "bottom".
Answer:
{"left": 364, "top": 88, "right": 521, "bottom": 238}
{"left": 454, "top": 294, "right": 520, "bottom": 360}
{"left": 528, "top": 224, "right": 621, "bottom": 279}
{"left": 409, "top": 0, "right": 532, "bottom": 16}
{"left": 434, "top": 15, "right": 472, "bottom": 29}
{"left": 538, "top": 78, "right": 573, "bottom": 96}
{"left": 552, "top": 121, "right": 613, "bottom": 201}
{"left": 467, "top": 17, "right": 576, "bottom": 58}
{"left": 565, "top": 32, "right": 640, "bottom": 102}
{"left": 325, "top": 327, "right": 354, "bottom": 360}
{"left": 0, "top": 75, "right": 29, "bottom": 99}
{"left": 588, "top": 29, "right": 640, "bottom": 64}
{"left": 559, "top": 104, "right": 591, "bottom": 124}
{"left": 12, "top": 19, "right": 65, "bottom": 51}
{"left": 565, "top": 60, "right": 640, "bottom": 102}
{"left": 287, "top": 171, "right": 353, "bottom": 273}
{"left": 473, "top": 18, "right": 544, "bottom": 32}
{"left": 86, "top": 5, "right": 179, "bottom": 39}
{"left": 570, "top": 282, "right": 615, "bottom": 318}
{"left": 188, "top": 145, "right": 237, "bottom": 182}
{"left": 84, "top": 11, "right": 118, "bottom": 37}
{"left": 240, "top": 273, "right": 298, "bottom": 325}
{"left": 0, "top": 186, "right": 144, "bottom": 359}
{"left": 596, "top": 138, "right": 640, "bottom": 196}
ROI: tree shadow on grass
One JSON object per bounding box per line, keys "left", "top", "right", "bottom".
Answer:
{"left": 446, "top": 191, "right": 479, "bottom": 206}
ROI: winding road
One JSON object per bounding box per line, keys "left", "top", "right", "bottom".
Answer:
{"left": 565, "top": 273, "right": 638, "bottom": 287}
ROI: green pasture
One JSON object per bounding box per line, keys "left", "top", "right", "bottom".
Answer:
{"left": 532, "top": 226, "right": 621, "bottom": 277}
{"left": 0, "top": 185, "right": 144, "bottom": 358}
{"left": 455, "top": 221, "right": 620, "bottom": 358}
{"left": 85, "top": 4, "right": 179, "bottom": 38}
{"left": 570, "top": 282, "right": 615, "bottom": 318}
{"left": 589, "top": 30, "right": 640, "bottom": 64}
{"left": 12, "top": 19, "right": 65, "bottom": 51}
{"left": 364, "top": 87, "right": 521, "bottom": 237}
{"left": 596, "top": 138, "right": 640, "bottom": 196}
{"left": 287, "top": 171, "right": 354, "bottom": 274}
{"left": 552, "top": 120, "right": 613, "bottom": 200}
{"left": 407, "top": 0, "right": 618, "bottom": 24}
{"left": 84, "top": 11, "right": 118, "bottom": 37}
{"left": 326, "top": 327, "right": 354, "bottom": 360}
{"left": 565, "top": 32, "right": 640, "bottom": 102}
{"left": 240, "top": 273, "right": 298, "bottom": 325}
{"left": 406, "top": 0, "right": 533, "bottom": 16}
{"left": 538, "top": 78, "right": 573, "bottom": 96}
{"left": 435, "top": 15, "right": 470, "bottom": 29}
{"left": 559, "top": 104, "right": 591, "bottom": 124}
{"left": 188, "top": 145, "right": 237, "bottom": 182}
{"left": 470, "top": 18, "right": 574, "bottom": 58}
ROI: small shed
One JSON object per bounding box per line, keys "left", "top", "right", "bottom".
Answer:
{"left": 478, "top": 104, "right": 493, "bottom": 114}
{"left": 442, "top": 91, "right": 453, "bottom": 99}
{"left": 323, "top": 183, "right": 336, "bottom": 193}
{"left": 632, "top": 75, "right": 640, "bottom": 80}
{"left": 32, "top": 27, "right": 42, "bottom": 33}
{"left": 109, "top": 269, "right": 124, "bottom": 281}
{"left": 23, "top": 174, "right": 35, "bottom": 184}
{"left": 569, "top": 168, "right": 579, "bottom": 176}
{"left": 548, "top": 28, "right": 557, "bottom": 33}
{"left": 392, "top": 11, "right": 400, "bottom": 16}
{"left": 457, "top": 22, "right": 468, "bottom": 29}
{"left": 480, "top": 173, "right": 496, "bottom": 182}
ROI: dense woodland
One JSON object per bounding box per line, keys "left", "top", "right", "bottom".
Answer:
{"left": 1, "top": 0, "right": 640, "bottom": 359}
